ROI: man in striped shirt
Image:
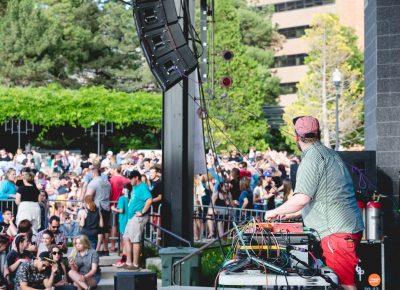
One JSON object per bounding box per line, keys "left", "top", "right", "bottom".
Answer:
{"left": 265, "top": 116, "right": 364, "bottom": 290}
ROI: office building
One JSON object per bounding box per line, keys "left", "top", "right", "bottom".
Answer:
{"left": 251, "top": 0, "right": 364, "bottom": 106}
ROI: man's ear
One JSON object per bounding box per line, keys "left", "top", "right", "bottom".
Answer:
{"left": 295, "top": 133, "right": 299, "bottom": 142}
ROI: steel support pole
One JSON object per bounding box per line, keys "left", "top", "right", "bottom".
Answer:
{"left": 162, "top": 0, "right": 195, "bottom": 246}
{"left": 18, "top": 119, "right": 21, "bottom": 149}
{"left": 97, "top": 123, "right": 101, "bottom": 155}
{"left": 335, "top": 90, "right": 339, "bottom": 151}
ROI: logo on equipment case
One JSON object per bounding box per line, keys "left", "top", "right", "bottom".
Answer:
{"left": 368, "top": 273, "right": 381, "bottom": 287}
{"left": 356, "top": 265, "right": 365, "bottom": 281}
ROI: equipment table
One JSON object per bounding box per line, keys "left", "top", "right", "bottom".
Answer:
{"left": 218, "top": 267, "right": 338, "bottom": 289}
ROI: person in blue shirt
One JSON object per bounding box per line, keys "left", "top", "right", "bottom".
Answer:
{"left": 121, "top": 170, "right": 152, "bottom": 270}
{"left": 0, "top": 168, "right": 17, "bottom": 200}
{"left": 110, "top": 183, "right": 131, "bottom": 268}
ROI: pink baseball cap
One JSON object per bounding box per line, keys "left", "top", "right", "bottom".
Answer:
{"left": 293, "top": 116, "right": 320, "bottom": 137}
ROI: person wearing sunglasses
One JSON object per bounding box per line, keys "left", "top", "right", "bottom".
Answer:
{"left": 33, "top": 216, "right": 67, "bottom": 255}
{"left": 45, "top": 245, "right": 69, "bottom": 289}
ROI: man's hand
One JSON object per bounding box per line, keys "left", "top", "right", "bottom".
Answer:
{"left": 264, "top": 210, "right": 278, "bottom": 221}
{"left": 135, "top": 212, "right": 143, "bottom": 217}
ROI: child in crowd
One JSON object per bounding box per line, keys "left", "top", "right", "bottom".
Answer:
{"left": 0, "top": 209, "right": 17, "bottom": 237}
{"left": 111, "top": 183, "right": 131, "bottom": 267}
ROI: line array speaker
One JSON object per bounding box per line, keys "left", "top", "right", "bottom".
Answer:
{"left": 132, "top": 0, "right": 198, "bottom": 91}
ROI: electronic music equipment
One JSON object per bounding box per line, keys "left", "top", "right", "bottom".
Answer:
{"left": 244, "top": 222, "right": 305, "bottom": 234}
{"left": 223, "top": 222, "right": 341, "bottom": 290}
{"left": 236, "top": 222, "right": 315, "bottom": 269}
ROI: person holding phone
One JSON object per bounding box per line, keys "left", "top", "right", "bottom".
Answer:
{"left": 34, "top": 216, "right": 67, "bottom": 255}
{"left": 45, "top": 245, "right": 69, "bottom": 289}
{"left": 68, "top": 235, "right": 101, "bottom": 290}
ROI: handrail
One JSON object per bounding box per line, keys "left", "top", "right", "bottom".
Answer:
{"left": 149, "top": 222, "right": 192, "bottom": 247}
{"left": 171, "top": 228, "right": 233, "bottom": 286}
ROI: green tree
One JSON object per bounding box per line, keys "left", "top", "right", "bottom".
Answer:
{"left": 95, "top": 1, "right": 154, "bottom": 92}
{"left": 206, "top": 0, "right": 280, "bottom": 152}
{"left": 283, "top": 14, "right": 364, "bottom": 149}
{"left": 0, "top": 0, "right": 155, "bottom": 91}
{"left": 0, "top": 0, "right": 56, "bottom": 86}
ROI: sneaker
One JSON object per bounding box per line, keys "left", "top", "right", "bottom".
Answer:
{"left": 113, "top": 260, "right": 126, "bottom": 267}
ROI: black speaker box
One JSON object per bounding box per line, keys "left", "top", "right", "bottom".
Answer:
{"left": 142, "top": 23, "right": 186, "bottom": 59}
{"left": 133, "top": 0, "right": 198, "bottom": 91}
{"left": 133, "top": 0, "right": 178, "bottom": 32}
{"left": 114, "top": 272, "right": 157, "bottom": 290}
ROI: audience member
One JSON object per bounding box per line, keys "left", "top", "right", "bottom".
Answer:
{"left": 68, "top": 235, "right": 101, "bottom": 290}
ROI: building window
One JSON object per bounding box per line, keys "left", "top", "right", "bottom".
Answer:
{"left": 274, "top": 54, "right": 308, "bottom": 68}
{"left": 278, "top": 25, "right": 309, "bottom": 39}
{"left": 274, "top": 0, "right": 335, "bottom": 12}
{"left": 280, "top": 82, "right": 299, "bottom": 94}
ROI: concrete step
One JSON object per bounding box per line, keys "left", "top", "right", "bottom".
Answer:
{"left": 97, "top": 277, "right": 114, "bottom": 290}
{"left": 99, "top": 252, "right": 121, "bottom": 266}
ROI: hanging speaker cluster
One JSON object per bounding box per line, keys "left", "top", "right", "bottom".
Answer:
{"left": 132, "top": 0, "right": 198, "bottom": 91}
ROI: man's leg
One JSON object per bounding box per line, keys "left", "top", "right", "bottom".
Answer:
{"left": 124, "top": 237, "right": 133, "bottom": 265}
{"left": 321, "top": 233, "right": 361, "bottom": 290}
{"left": 132, "top": 242, "right": 140, "bottom": 267}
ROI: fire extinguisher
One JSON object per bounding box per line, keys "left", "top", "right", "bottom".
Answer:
{"left": 366, "top": 195, "right": 382, "bottom": 241}
{"left": 357, "top": 200, "right": 367, "bottom": 240}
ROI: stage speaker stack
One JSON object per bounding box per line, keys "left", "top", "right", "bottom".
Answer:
{"left": 132, "top": 0, "right": 198, "bottom": 91}
{"left": 114, "top": 272, "right": 157, "bottom": 290}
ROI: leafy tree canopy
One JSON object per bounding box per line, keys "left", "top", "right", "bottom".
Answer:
{"left": 0, "top": 84, "right": 162, "bottom": 129}
{"left": 0, "top": 0, "right": 155, "bottom": 91}
{"left": 206, "top": 0, "right": 280, "bottom": 152}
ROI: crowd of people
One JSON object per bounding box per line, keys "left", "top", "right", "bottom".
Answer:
{"left": 0, "top": 148, "right": 162, "bottom": 288}
{"left": 0, "top": 120, "right": 363, "bottom": 290}
{"left": 192, "top": 148, "right": 298, "bottom": 240}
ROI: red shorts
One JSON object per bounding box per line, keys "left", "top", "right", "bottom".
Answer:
{"left": 321, "top": 232, "right": 362, "bottom": 286}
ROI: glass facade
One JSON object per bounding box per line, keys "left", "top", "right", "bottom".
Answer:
{"left": 280, "top": 82, "right": 299, "bottom": 94}
{"left": 278, "top": 25, "right": 309, "bottom": 39}
{"left": 274, "top": 54, "right": 308, "bottom": 68}
{"left": 275, "top": 0, "right": 335, "bottom": 12}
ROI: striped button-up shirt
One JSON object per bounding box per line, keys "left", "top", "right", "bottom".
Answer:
{"left": 294, "top": 141, "right": 364, "bottom": 240}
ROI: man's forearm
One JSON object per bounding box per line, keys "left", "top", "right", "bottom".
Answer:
{"left": 272, "top": 194, "right": 309, "bottom": 215}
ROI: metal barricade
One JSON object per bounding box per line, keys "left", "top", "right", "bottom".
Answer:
{"left": 144, "top": 204, "right": 162, "bottom": 245}
{"left": 193, "top": 205, "right": 265, "bottom": 240}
